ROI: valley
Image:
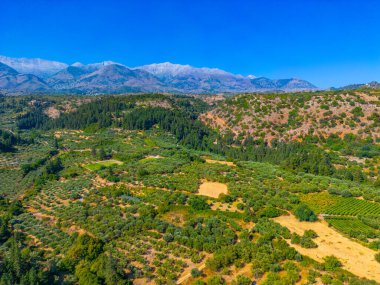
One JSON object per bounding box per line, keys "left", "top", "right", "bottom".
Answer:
{"left": 0, "top": 90, "right": 379, "bottom": 285}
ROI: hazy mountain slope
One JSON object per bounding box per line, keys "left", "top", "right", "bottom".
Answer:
{"left": 249, "top": 77, "right": 317, "bottom": 91}
{"left": 138, "top": 62, "right": 317, "bottom": 93}
{"left": 0, "top": 55, "right": 68, "bottom": 78}
{"left": 200, "top": 90, "right": 380, "bottom": 142}
{"left": 0, "top": 62, "right": 49, "bottom": 91}
{"left": 273, "top": 78, "right": 317, "bottom": 90}
{"left": 49, "top": 64, "right": 165, "bottom": 93}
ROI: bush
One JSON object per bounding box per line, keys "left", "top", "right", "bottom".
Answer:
{"left": 232, "top": 275, "right": 252, "bottom": 285}
{"left": 295, "top": 204, "right": 317, "bottom": 222}
{"left": 190, "top": 268, "right": 202, "bottom": 278}
{"left": 323, "top": 256, "right": 342, "bottom": 271}
{"left": 300, "top": 236, "right": 318, "bottom": 248}
{"left": 187, "top": 196, "right": 209, "bottom": 210}
{"left": 163, "top": 233, "right": 174, "bottom": 243}
{"left": 207, "top": 275, "right": 226, "bottom": 285}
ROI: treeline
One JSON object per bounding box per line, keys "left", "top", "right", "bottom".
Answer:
{"left": 226, "top": 140, "right": 336, "bottom": 177}
{"left": 16, "top": 94, "right": 209, "bottom": 131}
{"left": 46, "top": 98, "right": 134, "bottom": 129}
{"left": 123, "top": 107, "right": 216, "bottom": 150}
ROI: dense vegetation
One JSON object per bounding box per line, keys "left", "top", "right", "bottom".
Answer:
{"left": 0, "top": 92, "right": 379, "bottom": 284}
{"left": 15, "top": 94, "right": 372, "bottom": 183}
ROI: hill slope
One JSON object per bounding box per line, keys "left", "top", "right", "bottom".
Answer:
{"left": 200, "top": 90, "right": 380, "bottom": 142}
{"left": 0, "top": 62, "right": 49, "bottom": 91}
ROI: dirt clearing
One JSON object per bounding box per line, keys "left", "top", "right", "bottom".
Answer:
{"left": 274, "top": 214, "right": 380, "bottom": 281}
{"left": 198, "top": 181, "right": 228, "bottom": 198}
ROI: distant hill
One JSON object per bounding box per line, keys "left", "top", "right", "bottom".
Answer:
{"left": 0, "top": 55, "right": 318, "bottom": 94}
{"left": 200, "top": 90, "right": 380, "bottom": 143}
{"left": 336, "top": 81, "right": 380, "bottom": 90}
{"left": 0, "top": 62, "right": 49, "bottom": 92}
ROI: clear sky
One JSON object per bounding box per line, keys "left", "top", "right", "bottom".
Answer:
{"left": 1, "top": 0, "right": 379, "bottom": 88}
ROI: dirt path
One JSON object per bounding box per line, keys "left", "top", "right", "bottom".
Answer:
{"left": 274, "top": 214, "right": 380, "bottom": 281}
{"left": 176, "top": 262, "right": 207, "bottom": 284}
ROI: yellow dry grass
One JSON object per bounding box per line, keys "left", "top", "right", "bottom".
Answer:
{"left": 205, "top": 158, "right": 235, "bottom": 167}
{"left": 198, "top": 181, "right": 228, "bottom": 198}
{"left": 274, "top": 214, "right": 380, "bottom": 281}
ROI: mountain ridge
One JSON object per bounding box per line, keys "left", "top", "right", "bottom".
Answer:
{"left": 0, "top": 55, "right": 317, "bottom": 94}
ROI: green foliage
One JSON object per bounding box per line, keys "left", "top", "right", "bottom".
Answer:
{"left": 295, "top": 204, "right": 317, "bottom": 222}
{"left": 207, "top": 275, "right": 226, "bottom": 285}
{"left": 188, "top": 196, "right": 209, "bottom": 210}
{"left": 291, "top": 229, "right": 318, "bottom": 248}
{"left": 63, "top": 235, "right": 104, "bottom": 270}
{"left": 323, "top": 256, "right": 342, "bottom": 271}
{"left": 190, "top": 268, "right": 202, "bottom": 278}
{"left": 0, "top": 237, "right": 49, "bottom": 284}
{"left": 375, "top": 253, "right": 380, "bottom": 263}
{"left": 0, "top": 129, "right": 27, "bottom": 153}
{"left": 325, "top": 216, "right": 379, "bottom": 242}
{"left": 1, "top": 94, "right": 380, "bottom": 284}
{"left": 324, "top": 198, "right": 380, "bottom": 216}
{"left": 231, "top": 275, "right": 252, "bottom": 285}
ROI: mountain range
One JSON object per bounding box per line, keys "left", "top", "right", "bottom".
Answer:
{"left": 0, "top": 55, "right": 318, "bottom": 94}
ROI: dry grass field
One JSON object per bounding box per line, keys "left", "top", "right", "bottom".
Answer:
{"left": 274, "top": 214, "right": 380, "bottom": 281}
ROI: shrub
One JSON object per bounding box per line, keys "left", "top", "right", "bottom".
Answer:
{"left": 323, "top": 256, "right": 342, "bottom": 271}
{"left": 295, "top": 204, "right": 317, "bottom": 222}
{"left": 232, "top": 275, "right": 252, "bottom": 285}
{"left": 207, "top": 275, "right": 226, "bottom": 285}
{"left": 190, "top": 268, "right": 202, "bottom": 278}
{"left": 375, "top": 253, "right": 380, "bottom": 263}
{"left": 187, "top": 196, "right": 209, "bottom": 210}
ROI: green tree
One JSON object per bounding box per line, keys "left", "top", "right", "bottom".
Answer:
{"left": 323, "top": 256, "right": 342, "bottom": 271}
{"left": 191, "top": 268, "right": 202, "bottom": 278}
{"left": 99, "top": 148, "right": 107, "bottom": 160}
{"left": 295, "top": 204, "right": 317, "bottom": 222}
{"left": 232, "top": 275, "right": 252, "bottom": 285}
{"left": 187, "top": 196, "right": 209, "bottom": 210}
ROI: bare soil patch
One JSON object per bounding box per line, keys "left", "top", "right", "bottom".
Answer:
{"left": 274, "top": 214, "right": 380, "bottom": 281}
{"left": 198, "top": 181, "right": 228, "bottom": 198}
{"left": 44, "top": 106, "right": 60, "bottom": 118}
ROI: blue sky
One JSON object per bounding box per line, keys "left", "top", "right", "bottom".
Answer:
{"left": 0, "top": 0, "right": 379, "bottom": 88}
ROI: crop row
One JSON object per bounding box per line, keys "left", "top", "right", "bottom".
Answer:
{"left": 324, "top": 198, "right": 380, "bottom": 216}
